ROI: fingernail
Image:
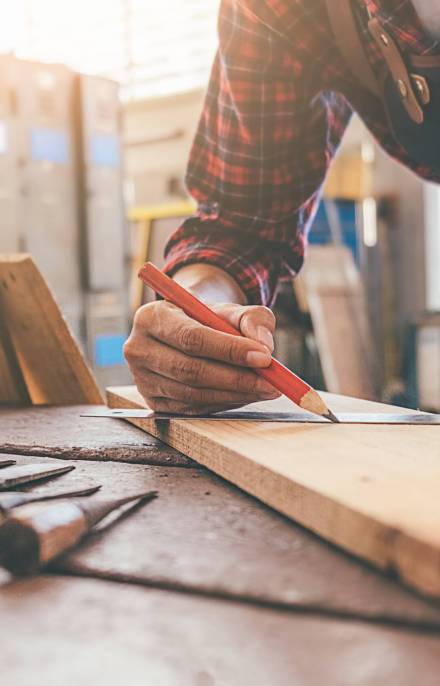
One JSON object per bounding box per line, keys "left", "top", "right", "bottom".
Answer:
{"left": 247, "top": 351, "right": 271, "bottom": 367}
{"left": 260, "top": 389, "right": 281, "bottom": 399}
{"left": 256, "top": 326, "right": 274, "bottom": 353}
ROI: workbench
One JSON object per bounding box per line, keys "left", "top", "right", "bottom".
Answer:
{"left": 1, "top": 404, "right": 440, "bottom": 685}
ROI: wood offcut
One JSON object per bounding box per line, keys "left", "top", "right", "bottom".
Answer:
{"left": 0, "top": 254, "right": 102, "bottom": 406}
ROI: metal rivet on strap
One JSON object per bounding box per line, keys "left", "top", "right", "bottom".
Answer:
{"left": 380, "top": 33, "right": 389, "bottom": 46}
{"left": 397, "top": 79, "right": 408, "bottom": 99}
{"left": 412, "top": 74, "right": 431, "bottom": 105}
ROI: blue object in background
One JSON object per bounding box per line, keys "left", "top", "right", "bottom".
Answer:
{"left": 31, "top": 128, "right": 69, "bottom": 164}
{"left": 94, "top": 334, "right": 126, "bottom": 368}
{"left": 90, "top": 133, "right": 120, "bottom": 167}
{"left": 309, "top": 200, "right": 359, "bottom": 265}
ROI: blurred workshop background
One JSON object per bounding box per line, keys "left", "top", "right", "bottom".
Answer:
{"left": 0, "top": 0, "right": 439, "bottom": 410}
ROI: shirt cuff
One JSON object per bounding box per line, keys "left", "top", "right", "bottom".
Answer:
{"left": 163, "top": 236, "right": 280, "bottom": 306}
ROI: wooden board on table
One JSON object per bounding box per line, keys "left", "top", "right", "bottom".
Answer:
{"left": 108, "top": 385, "right": 440, "bottom": 599}
{"left": 295, "top": 245, "right": 377, "bottom": 400}
{"left": 25, "top": 452, "right": 436, "bottom": 629}
{"left": 0, "top": 254, "right": 102, "bottom": 405}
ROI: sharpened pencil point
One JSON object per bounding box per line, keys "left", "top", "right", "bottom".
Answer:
{"left": 325, "top": 410, "right": 340, "bottom": 423}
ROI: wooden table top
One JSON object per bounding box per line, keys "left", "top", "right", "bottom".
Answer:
{"left": 1, "top": 404, "right": 440, "bottom": 684}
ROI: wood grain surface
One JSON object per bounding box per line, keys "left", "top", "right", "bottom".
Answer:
{"left": 0, "top": 255, "right": 102, "bottom": 405}
{"left": 296, "top": 245, "right": 377, "bottom": 399}
{"left": 0, "top": 316, "right": 29, "bottom": 404}
{"left": 2, "top": 575, "right": 440, "bottom": 686}
{"left": 107, "top": 386, "right": 440, "bottom": 599}
{"left": 0, "top": 405, "right": 188, "bottom": 466}
{"left": 7, "top": 454, "right": 440, "bottom": 629}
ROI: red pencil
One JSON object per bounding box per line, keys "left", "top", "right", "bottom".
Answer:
{"left": 138, "top": 262, "right": 338, "bottom": 423}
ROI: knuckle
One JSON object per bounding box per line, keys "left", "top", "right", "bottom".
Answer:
{"left": 253, "top": 306, "right": 276, "bottom": 328}
{"left": 147, "top": 397, "right": 160, "bottom": 411}
{"left": 236, "top": 370, "right": 258, "bottom": 392}
{"left": 123, "top": 339, "right": 143, "bottom": 366}
{"left": 227, "top": 338, "right": 248, "bottom": 365}
{"left": 171, "top": 357, "right": 203, "bottom": 385}
{"left": 123, "top": 338, "right": 135, "bottom": 361}
{"left": 177, "top": 325, "right": 204, "bottom": 354}
{"left": 134, "top": 300, "right": 172, "bottom": 334}
{"left": 147, "top": 301, "right": 167, "bottom": 333}
{"left": 262, "top": 306, "right": 276, "bottom": 325}
{"left": 133, "top": 302, "right": 154, "bottom": 328}
{"left": 123, "top": 338, "right": 150, "bottom": 366}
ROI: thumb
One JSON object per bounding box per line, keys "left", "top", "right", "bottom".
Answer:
{"left": 212, "top": 304, "right": 276, "bottom": 354}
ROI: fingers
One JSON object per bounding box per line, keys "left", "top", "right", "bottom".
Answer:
{"left": 130, "top": 337, "right": 276, "bottom": 394}
{"left": 124, "top": 299, "right": 282, "bottom": 416}
{"left": 212, "top": 304, "right": 276, "bottom": 353}
{"left": 134, "top": 301, "right": 273, "bottom": 369}
{"left": 133, "top": 369, "right": 279, "bottom": 412}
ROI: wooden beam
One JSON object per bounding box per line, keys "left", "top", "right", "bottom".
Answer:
{"left": 295, "top": 245, "right": 378, "bottom": 399}
{"left": 0, "top": 316, "right": 29, "bottom": 405}
{"left": 0, "top": 254, "right": 103, "bottom": 405}
{"left": 107, "top": 386, "right": 440, "bottom": 599}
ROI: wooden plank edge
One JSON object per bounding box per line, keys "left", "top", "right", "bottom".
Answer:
{"left": 106, "top": 387, "right": 440, "bottom": 601}
{"left": 0, "top": 255, "right": 103, "bottom": 405}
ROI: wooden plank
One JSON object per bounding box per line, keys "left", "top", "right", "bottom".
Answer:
{"left": 2, "top": 576, "right": 440, "bottom": 686}
{"left": 0, "top": 405, "right": 189, "bottom": 466}
{"left": 0, "top": 316, "right": 29, "bottom": 404}
{"left": 296, "top": 245, "right": 377, "bottom": 399}
{"left": 0, "top": 254, "right": 102, "bottom": 405}
{"left": 107, "top": 386, "right": 440, "bottom": 599}
{"left": 4, "top": 453, "right": 439, "bottom": 628}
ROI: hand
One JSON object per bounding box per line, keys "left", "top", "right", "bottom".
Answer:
{"left": 124, "top": 300, "right": 281, "bottom": 415}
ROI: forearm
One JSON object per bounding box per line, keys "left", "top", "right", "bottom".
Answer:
{"left": 164, "top": 1, "right": 351, "bottom": 308}
{"left": 172, "top": 264, "right": 247, "bottom": 305}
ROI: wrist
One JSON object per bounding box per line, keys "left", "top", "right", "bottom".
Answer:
{"left": 172, "top": 264, "right": 247, "bottom": 305}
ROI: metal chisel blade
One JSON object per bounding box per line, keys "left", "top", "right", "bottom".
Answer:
{"left": 0, "top": 484, "right": 101, "bottom": 513}
{"left": 81, "top": 409, "right": 440, "bottom": 425}
{"left": 0, "top": 464, "right": 75, "bottom": 491}
{"left": 0, "top": 459, "right": 17, "bottom": 469}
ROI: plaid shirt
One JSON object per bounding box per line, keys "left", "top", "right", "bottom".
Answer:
{"left": 164, "top": 0, "right": 440, "bottom": 306}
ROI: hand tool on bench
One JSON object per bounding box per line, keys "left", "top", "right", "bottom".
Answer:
{"left": 82, "top": 407, "right": 440, "bottom": 425}
{"left": 0, "top": 490, "right": 158, "bottom": 575}
{"left": 0, "top": 463, "right": 75, "bottom": 491}
{"left": 138, "top": 262, "right": 339, "bottom": 423}
{"left": 0, "top": 459, "right": 17, "bottom": 469}
{"left": 0, "top": 485, "right": 101, "bottom": 514}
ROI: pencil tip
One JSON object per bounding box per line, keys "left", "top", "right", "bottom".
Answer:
{"left": 324, "top": 410, "right": 340, "bottom": 424}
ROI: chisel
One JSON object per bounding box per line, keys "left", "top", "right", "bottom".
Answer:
{"left": 0, "top": 490, "right": 158, "bottom": 575}
{"left": 0, "top": 458, "right": 17, "bottom": 469}
{"left": 0, "top": 463, "right": 75, "bottom": 491}
{"left": 0, "top": 485, "right": 101, "bottom": 514}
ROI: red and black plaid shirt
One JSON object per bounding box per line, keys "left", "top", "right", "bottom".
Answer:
{"left": 164, "top": 0, "right": 440, "bottom": 305}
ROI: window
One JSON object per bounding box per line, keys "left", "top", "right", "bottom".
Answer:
{"left": 0, "top": 0, "right": 219, "bottom": 100}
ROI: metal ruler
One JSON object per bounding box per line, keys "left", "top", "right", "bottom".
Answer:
{"left": 81, "top": 408, "right": 440, "bottom": 425}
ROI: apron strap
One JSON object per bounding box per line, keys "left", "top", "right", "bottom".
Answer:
{"left": 325, "top": 0, "right": 381, "bottom": 97}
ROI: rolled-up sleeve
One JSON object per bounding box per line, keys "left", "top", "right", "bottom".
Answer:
{"left": 164, "top": 0, "right": 352, "bottom": 305}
